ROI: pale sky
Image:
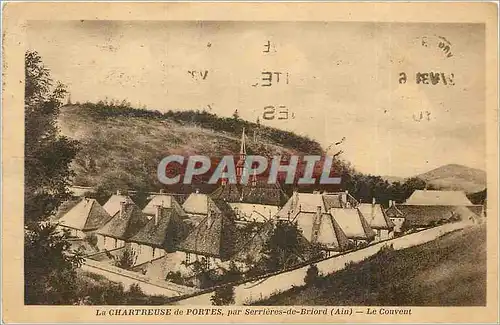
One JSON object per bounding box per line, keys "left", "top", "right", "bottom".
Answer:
{"left": 27, "top": 21, "right": 486, "bottom": 177}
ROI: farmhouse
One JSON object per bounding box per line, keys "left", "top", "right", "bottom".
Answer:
{"left": 395, "top": 190, "right": 484, "bottom": 230}
{"left": 96, "top": 201, "right": 150, "bottom": 251}
{"left": 129, "top": 204, "right": 190, "bottom": 266}
{"left": 276, "top": 192, "right": 352, "bottom": 252}
{"left": 358, "top": 198, "right": 395, "bottom": 241}
{"left": 55, "top": 198, "right": 112, "bottom": 238}
{"left": 177, "top": 198, "right": 238, "bottom": 269}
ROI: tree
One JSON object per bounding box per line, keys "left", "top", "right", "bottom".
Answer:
{"left": 115, "top": 248, "right": 137, "bottom": 270}
{"left": 211, "top": 285, "right": 235, "bottom": 305}
{"left": 262, "top": 221, "right": 304, "bottom": 271}
{"left": 25, "top": 50, "right": 79, "bottom": 225}
{"left": 304, "top": 264, "right": 321, "bottom": 286}
{"left": 24, "top": 51, "right": 82, "bottom": 304}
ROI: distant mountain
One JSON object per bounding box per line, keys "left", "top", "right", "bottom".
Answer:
{"left": 416, "top": 164, "right": 486, "bottom": 194}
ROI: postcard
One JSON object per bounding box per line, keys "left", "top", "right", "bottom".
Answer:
{"left": 2, "top": 2, "right": 498, "bottom": 323}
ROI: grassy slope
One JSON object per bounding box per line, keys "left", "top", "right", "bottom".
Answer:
{"left": 58, "top": 104, "right": 323, "bottom": 192}
{"left": 255, "top": 224, "right": 486, "bottom": 306}
{"left": 417, "top": 164, "right": 486, "bottom": 194}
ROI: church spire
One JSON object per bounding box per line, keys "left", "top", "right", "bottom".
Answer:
{"left": 236, "top": 128, "right": 247, "bottom": 182}
{"left": 240, "top": 127, "right": 246, "bottom": 155}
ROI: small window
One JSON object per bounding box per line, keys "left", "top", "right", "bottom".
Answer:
{"left": 152, "top": 248, "right": 155, "bottom": 258}
{"left": 186, "top": 253, "right": 191, "bottom": 264}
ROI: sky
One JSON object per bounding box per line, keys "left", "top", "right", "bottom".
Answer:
{"left": 27, "top": 21, "right": 486, "bottom": 177}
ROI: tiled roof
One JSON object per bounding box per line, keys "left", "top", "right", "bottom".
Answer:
{"left": 57, "top": 198, "right": 112, "bottom": 231}
{"left": 385, "top": 205, "right": 404, "bottom": 218}
{"left": 398, "top": 204, "right": 481, "bottom": 227}
{"left": 405, "top": 190, "right": 473, "bottom": 206}
{"left": 97, "top": 202, "right": 149, "bottom": 240}
{"left": 102, "top": 194, "right": 135, "bottom": 216}
{"left": 142, "top": 194, "right": 187, "bottom": 218}
{"left": 290, "top": 211, "right": 350, "bottom": 251}
{"left": 398, "top": 205, "right": 456, "bottom": 227}
{"left": 330, "top": 208, "right": 376, "bottom": 241}
{"left": 178, "top": 200, "right": 238, "bottom": 260}
{"left": 182, "top": 193, "right": 236, "bottom": 219}
{"left": 52, "top": 198, "right": 82, "bottom": 221}
{"left": 182, "top": 193, "right": 209, "bottom": 215}
{"left": 129, "top": 206, "right": 189, "bottom": 251}
{"left": 358, "top": 203, "right": 395, "bottom": 230}
{"left": 276, "top": 192, "right": 358, "bottom": 220}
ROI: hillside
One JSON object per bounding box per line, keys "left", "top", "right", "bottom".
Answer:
{"left": 255, "top": 224, "right": 486, "bottom": 306}
{"left": 58, "top": 103, "right": 324, "bottom": 193}
{"left": 416, "top": 164, "right": 486, "bottom": 194}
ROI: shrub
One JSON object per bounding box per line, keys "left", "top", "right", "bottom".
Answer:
{"left": 84, "top": 233, "right": 98, "bottom": 247}
{"left": 211, "top": 285, "right": 235, "bottom": 305}
{"left": 114, "top": 248, "right": 137, "bottom": 270}
{"left": 304, "top": 264, "right": 321, "bottom": 286}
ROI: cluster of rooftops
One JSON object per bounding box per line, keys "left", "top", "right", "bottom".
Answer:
{"left": 53, "top": 182, "right": 484, "bottom": 263}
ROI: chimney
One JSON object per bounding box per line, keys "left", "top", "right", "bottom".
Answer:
{"left": 389, "top": 200, "right": 393, "bottom": 207}
{"left": 116, "top": 190, "right": 122, "bottom": 196}
{"left": 290, "top": 191, "right": 298, "bottom": 212}
{"left": 159, "top": 189, "right": 165, "bottom": 194}
{"left": 195, "top": 188, "right": 200, "bottom": 194}
{"left": 311, "top": 206, "right": 322, "bottom": 244}
{"left": 372, "top": 197, "right": 376, "bottom": 206}
{"left": 119, "top": 201, "right": 127, "bottom": 217}
{"left": 154, "top": 205, "right": 162, "bottom": 226}
{"left": 341, "top": 191, "right": 348, "bottom": 207}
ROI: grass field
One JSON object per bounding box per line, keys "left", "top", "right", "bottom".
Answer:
{"left": 255, "top": 224, "right": 486, "bottom": 306}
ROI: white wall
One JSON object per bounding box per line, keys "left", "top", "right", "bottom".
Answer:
{"left": 96, "top": 234, "right": 125, "bottom": 251}
{"left": 81, "top": 259, "right": 198, "bottom": 297}
{"left": 175, "top": 221, "right": 470, "bottom": 305}
{"left": 130, "top": 242, "right": 166, "bottom": 266}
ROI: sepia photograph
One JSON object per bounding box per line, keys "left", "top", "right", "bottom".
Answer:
{"left": 2, "top": 2, "right": 498, "bottom": 324}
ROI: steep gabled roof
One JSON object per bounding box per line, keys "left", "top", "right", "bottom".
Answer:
{"left": 57, "top": 198, "right": 113, "bottom": 231}
{"left": 290, "top": 211, "right": 350, "bottom": 251}
{"left": 142, "top": 194, "right": 186, "bottom": 217}
{"left": 178, "top": 200, "right": 238, "bottom": 260}
{"left": 102, "top": 194, "right": 135, "bottom": 216}
{"left": 276, "top": 192, "right": 358, "bottom": 220}
{"left": 97, "top": 202, "right": 149, "bottom": 240}
{"left": 52, "top": 198, "right": 82, "bottom": 221}
{"left": 330, "top": 208, "right": 376, "bottom": 241}
{"left": 405, "top": 190, "right": 473, "bottom": 206}
{"left": 182, "top": 193, "right": 236, "bottom": 219}
{"left": 397, "top": 205, "right": 456, "bottom": 227}
{"left": 385, "top": 204, "right": 404, "bottom": 218}
{"left": 129, "top": 206, "right": 190, "bottom": 251}
{"left": 358, "top": 203, "right": 395, "bottom": 230}
{"left": 182, "top": 193, "right": 209, "bottom": 215}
